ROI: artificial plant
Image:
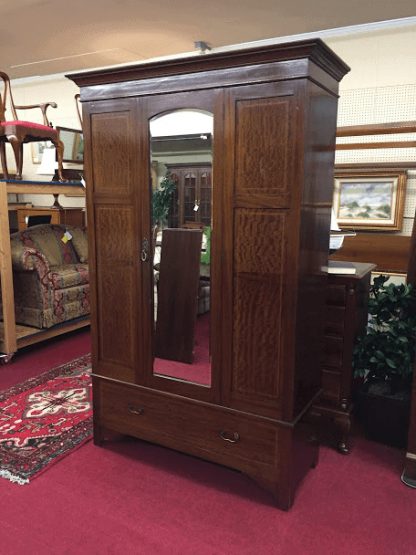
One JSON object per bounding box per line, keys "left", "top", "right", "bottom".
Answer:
{"left": 353, "top": 275, "right": 416, "bottom": 386}
{"left": 152, "top": 171, "right": 177, "bottom": 229}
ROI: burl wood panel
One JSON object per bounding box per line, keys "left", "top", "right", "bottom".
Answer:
{"left": 235, "top": 96, "right": 291, "bottom": 195}
{"left": 91, "top": 112, "right": 133, "bottom": 194}
{"left": 155, "top": 229, "right": 202, "bottom": 364}
{"left": 232, "top": 210, "right": 284, "bottom": 402}
{"left": 95, "top": 206, "right": 135, "bottom": 369}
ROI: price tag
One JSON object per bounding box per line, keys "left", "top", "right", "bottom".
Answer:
{"left": 193, "top": 203, "right": 199, "bottom": 212}
{"left": 81, "top": 177, "right": 86, "bottom": 187}
{"left": 61, "top": 231, "right": 73, "bottom": 244}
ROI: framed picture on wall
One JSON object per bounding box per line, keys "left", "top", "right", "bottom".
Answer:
{"left": 31, "top": 141, "right": 51, "bottom": 164}
{"left": 333, "top": 169, "right": 407, "bottom": 231}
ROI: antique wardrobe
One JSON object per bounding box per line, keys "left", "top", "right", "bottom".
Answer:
{"left": 69, "top": 39, "right": 349, "bottom": 510}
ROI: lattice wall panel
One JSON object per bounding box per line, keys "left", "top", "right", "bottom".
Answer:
{"left": 335, "top": 84, "right": 416, "bottom": 236}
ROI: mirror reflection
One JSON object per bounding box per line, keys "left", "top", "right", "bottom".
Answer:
{"left": 150, "top": 110, "right": 213, "bottom": 386}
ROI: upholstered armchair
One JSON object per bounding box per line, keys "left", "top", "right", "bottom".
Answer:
{"left": 0, "top": 71, "right": 65, "bottom": 181}
{"left": 4, "top": 224, "right": 89, "bottom": 329}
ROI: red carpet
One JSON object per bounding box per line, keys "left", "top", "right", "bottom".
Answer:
{"left": 1, "top": 328, "right": 416, "bottom": 554}
{"left": 0, "top": 354, "right": 92, "bottom": 484}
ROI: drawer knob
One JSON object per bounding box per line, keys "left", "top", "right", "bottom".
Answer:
{"left": 220, "top": 430, "right": 240, "bottom": 443}
{"left": 128, "top": 404, "right": 144, "bottom": 415}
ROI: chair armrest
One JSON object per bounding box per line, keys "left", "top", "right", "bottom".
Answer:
{"left": 10, "top": 242, "right": 52, "bottom": 274}
{"left": 14, "top": 102, "right": 58, "bottom": 126}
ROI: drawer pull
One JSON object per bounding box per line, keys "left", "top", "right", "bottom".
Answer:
{"left": 220, "top": 430, "right": 240, "bottom": 443}
{"left": 128, "top": 404, "right": 144, "bottom": 415}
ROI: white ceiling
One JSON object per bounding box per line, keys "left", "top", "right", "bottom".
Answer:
{"left": 1, "top": 0, "right": 416, "bottom": 80}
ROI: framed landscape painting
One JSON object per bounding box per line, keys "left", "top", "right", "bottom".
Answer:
{"left": 333, "top": 169, "right": 407, "bottom": 231}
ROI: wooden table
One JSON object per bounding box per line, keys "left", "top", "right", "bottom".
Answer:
{"left": 311, "top": 262, "right": 376, "bottom": 454}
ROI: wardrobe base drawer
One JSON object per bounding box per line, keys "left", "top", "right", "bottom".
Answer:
{"left": 94, "top": 377, "right": 280, "bottom": 468}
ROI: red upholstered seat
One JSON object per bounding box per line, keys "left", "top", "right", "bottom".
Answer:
{"left": 0, "top": 70, "right": 65, "bottom": 181}
{"left": 1, "top": 120, "right": 58, "bottom": 133}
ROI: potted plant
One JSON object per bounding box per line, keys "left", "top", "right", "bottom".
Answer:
{"left": 152, "top": 171, "right": 177, "bottom": 243}
{"left": 353, "top": 275, "right": 416, "bottom": 448}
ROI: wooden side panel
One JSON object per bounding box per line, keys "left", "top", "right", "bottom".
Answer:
{"left": 235, "top": 97, "right": 290, "bottom": 195}
{"left": 91, "top": 113, "right": 132, "bottom": 194}
{"left": 221, "top": 82, "right": 300, "bottom": 421}
{"left": 95, "top": 206, "right": 135, "bottom": 368}
{"left": 84, "top": 99, "right": 145, "bottom": 384}
{"left": 232, "top": 210, "right": 284, "bottom": 400}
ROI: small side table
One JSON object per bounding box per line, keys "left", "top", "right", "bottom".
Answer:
{"left": 312, "top": 262, "right": 376, "bottom": 454}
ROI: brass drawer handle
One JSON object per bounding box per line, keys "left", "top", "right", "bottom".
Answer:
{"left": 220, "top": 430, "right": 240, "bottom": 443}
{"left": 128, "top": 404, "right": 144, "bottom": 415}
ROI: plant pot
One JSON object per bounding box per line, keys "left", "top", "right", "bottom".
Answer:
{"left": 355, "top": 379, "right": 411, "bottom": 449}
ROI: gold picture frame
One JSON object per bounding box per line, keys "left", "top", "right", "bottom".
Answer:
{"left": 333, "top": 169, "right": 407, "bottom": 231}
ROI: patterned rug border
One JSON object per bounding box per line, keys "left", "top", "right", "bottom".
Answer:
{"left": 0, "top": 353, "right": 92, "bottom": 485}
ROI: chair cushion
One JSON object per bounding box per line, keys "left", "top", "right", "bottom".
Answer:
{"left": 51, "top": 264, "right": 89, "bottom": 289}
{"left": 1, "top": 121, "right": 58, "bottom": 133}
{"left": 70, "top": 226, "right": 88, "bottom": 263}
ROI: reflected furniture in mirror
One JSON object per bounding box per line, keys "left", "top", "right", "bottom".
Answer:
{"left": 56, "top": 126, "right": 84, "bottom": 163}
{"left": 0, "top": 71, "right": 66, "bottom": 182}
{"left": 69, "top": 39, "right": 349, "bottom": 510}
{"left": 155, "top": 228, "right": 203, "bottom": 364}
{"left": 165, "top": 163, "right": 212, "bottom": 228}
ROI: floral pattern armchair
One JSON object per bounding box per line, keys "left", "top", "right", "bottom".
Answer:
{"left": 3, "top": 223, "right": 89, "bottom": 329}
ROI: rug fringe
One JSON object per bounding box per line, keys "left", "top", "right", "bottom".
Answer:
{"left": 0, "top": 469, "right": 29, "bottom": 485}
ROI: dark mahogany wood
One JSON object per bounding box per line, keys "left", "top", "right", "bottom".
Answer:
{"left": 330, "top": 233, "right": 411, "bottom": 274}
{"left": 155, "top": 229, "right": 202, "bottom": 364}
{"left": 311, "top": 262, "right": 375, "bottom": 454}
{"left": 403, "top": 217, "right": 416, "bottom": 487}
{"left": 68, "top": 39, "right": 349, "bottom": 510}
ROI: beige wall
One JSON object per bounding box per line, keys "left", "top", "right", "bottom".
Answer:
{"left": 4, "top": 75, "right": 84, "bottom": 208}
{"left": 5, "top": 24, "right": 416, "bottom": 216}
{"left": 325, "top": 25, "right": 416, "bottom": 236}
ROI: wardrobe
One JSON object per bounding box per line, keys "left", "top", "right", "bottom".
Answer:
{"left": 69, "top": 39, "right": 349, "bottom": 510}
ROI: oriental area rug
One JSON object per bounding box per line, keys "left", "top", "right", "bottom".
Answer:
{"left": 0, "top": 354, "right": 92, "bottom": 485}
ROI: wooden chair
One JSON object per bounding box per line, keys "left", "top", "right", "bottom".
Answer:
{"left": 75, "top": 93, "right": 83, "bottom": 129}
{"left": 0, "top": 71, "right": 65, "bottom": 181}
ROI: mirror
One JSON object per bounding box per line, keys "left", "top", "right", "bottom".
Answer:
{"left": 150, "top": 110, "right": 213, "bottom": 386}
{"left": 56, "top": 126, "right": 84, "bottom": 163}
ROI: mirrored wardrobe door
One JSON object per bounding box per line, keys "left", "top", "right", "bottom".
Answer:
{"left": 149, "top": 109, "right": 213, "bottom": 391}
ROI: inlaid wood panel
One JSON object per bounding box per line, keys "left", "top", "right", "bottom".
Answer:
{"left": 231, "top": 209, "right": 285, "bottom": 403}
{"left": 94, "top": 207, "right": 136, "bottom": 372}
{"left": 95, "top": 206, "right": 134, "bottom": 262}
{"left": 97, "top": 263, "right": 135, "bottom": 369}
{"left": 235, "top": 96, "right": 292, "bottom": 195}
{"left": 234, "top": 209, "right": 285, "bottom": 274}
{"left": 91, "top": 112, "right": 133, "bottom": 194}
{"left": 233, "top": 274, "right": 282, "bottom": 399}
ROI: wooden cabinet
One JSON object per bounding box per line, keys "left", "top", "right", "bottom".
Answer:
{"left": 69, "top": 39, "right": 349, "bottom": 509}
{"left": 165, "top": 163, "right": 212, "bottom": 228}
{"left": 13, "top": 206, "right": 84, "bottom": 231}
{"left": 312, "top": 262, "right": 375, "bottom": 454}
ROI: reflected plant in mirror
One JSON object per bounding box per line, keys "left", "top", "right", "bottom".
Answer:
{"left": 150, "top": 110, "right": 213, "bottom": 386}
